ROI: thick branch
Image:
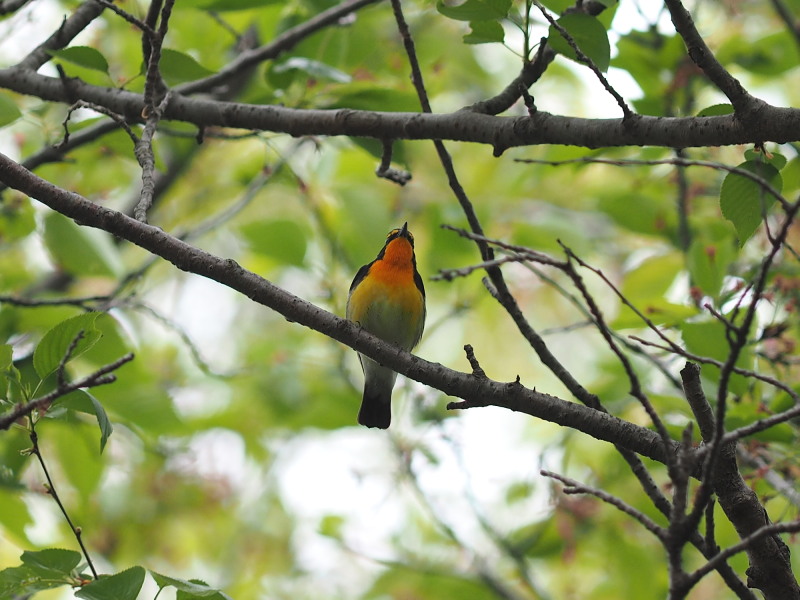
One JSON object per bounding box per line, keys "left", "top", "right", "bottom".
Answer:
{"left": 0, "top": 151, "right": 683, "bottom": 467}
{"left": 1, "top": 68, "right": 799, "bottom": 149}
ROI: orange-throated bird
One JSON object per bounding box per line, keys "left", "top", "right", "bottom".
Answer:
{"left": 346, "top": 222, "right": 426, "bottom": 429}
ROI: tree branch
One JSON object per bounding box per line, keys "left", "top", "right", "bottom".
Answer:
{"left": 664, "top": 0, "right": 766, "bottom": 119}
{"left": 0, "top": 352, "right": 134, "bottom": 431}
{"left": 1, "top": 67, "right": 799, "bottom": 151}
{"left": 0, "top": 151, "right": 688, "bottom": 468}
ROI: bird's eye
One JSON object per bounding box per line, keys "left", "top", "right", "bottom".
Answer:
{"left": 387, "top": 228, "right": 400, "bottom": 239}
{"left": 407, "top": 231, "right": 414, "bottom": 242}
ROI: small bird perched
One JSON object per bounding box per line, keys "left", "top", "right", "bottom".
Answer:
{"left": 346, "top": 222, "right": 426, "bottom": 429}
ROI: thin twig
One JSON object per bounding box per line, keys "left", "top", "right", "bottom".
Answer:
{"left": 0, "top": 353, "right": 134, "bottom": 431}
{"left": 60, "top": 101, "right": 139, "bottom": 149}
{"left": 375, "top": 140, "right": 412, "bottom": 185}
{"left": 541, "top": 470, "right": 666, "bottom": 540}
{"left": 531, "top": 0, "right": 633, "bottom": 119}
{"left": 0, "top": 294, "right": 112, "bottom": 310}
{"left": 515, "top": 155, "right": 789, "bottom": 210}
{"left": 91, "top": 0, "right": 154, "bottom": 34}
{"left": 560, "top": 245, "right": 675, "bottom": 452}
{"left": 29, "top": 422, "right": 99, "bottom": 578}
{"left": 687, "top": 519, "right": 800, "bottom": 586}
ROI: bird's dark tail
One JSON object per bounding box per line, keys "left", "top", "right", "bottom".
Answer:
{"left": 358, "top": 388, "right": 392, "bottom": 429}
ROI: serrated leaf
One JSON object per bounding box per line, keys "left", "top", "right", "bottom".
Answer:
{"left": 464, "top": 19, "right": 505, "bottom": 44}
{"left": 548, "top": 13, "right": 610, "bottom": 72}
{"left": 76, "top": 566, "right": 145, "bottom": 600}
{"left": 0, "top": 94, "right": 22, "bottom": 128}
{"left": 159, "top": 49, "right": 215, "bottom": 86}
{"left": 43, "top": 212, "right": 124, "bottom": 277}
{"left": 21, "top": 548, "right": 82, "bottom": 576}
{"left": 720, "top": 161, "right": 782, "bottom": 245}
{"left": 744, "top": 149, "right": 786, "bottom": 171}
{"left": 272, "top": 57, "right": 351, "bottom": 84}
{"left": 152, "top": 571, "right": 233, "bottom": 599}
{"left": 47, "top": 46, "right": 109, "bottom": 73}
{"left": 177, "top": 582, "right": 233, "bottom": 600}
{"left": 436, "top": 0, "right": 511, "bottom": 21}
{"left": 0, "top": 565, "right": 68, "bottom": 596}
{"left": 33, "top": 312, "right": 103, "bottom": 379}
{"left": 241, "top": 219, "right": 307, "bottom": 266}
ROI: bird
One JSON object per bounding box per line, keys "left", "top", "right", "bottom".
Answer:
{"left": 346, "top": 222, "right": 426, "bottom": 429}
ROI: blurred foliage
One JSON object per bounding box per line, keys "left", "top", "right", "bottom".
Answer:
{"left": 0, "top": 0, "right": 799, "bottom": 598}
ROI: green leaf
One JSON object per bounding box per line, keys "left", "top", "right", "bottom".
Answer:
{"left": 33, "top": 312, "right": 103, "bottom": 379}
{"left": 621, "top": 252, "right": 683, "bottom": 300}
{"left": 0, "top": 94, "right": 22, "bottom": 128}
{"left": 159, "top": 49, "right": 215, "bottom": 86}
{"left": 720, "top": 161, "right": 782, "bottom": 245}
{"left": 696, "top": 103, "right": 734, "bottom": 117}
{"left": 0, "top": 194, "right": 36, "bottom": 242}
{"left": 152, "top": 571, "right": 233, "bottom": 599}
{"left": 177, "top": 581, "right": 232, "bottom": 600}
{"left": 0, "top": 343, "right": 11, "bottom": 371}
{"left": 21, "top": 548, "right": 82, "bottom": 576}
{"left": 241, "top": 219, "right": 307, "bottom": 267}
{"left": 508, "top": 519, "right": 564, "bottom": 557}
{"left": 464, "top": 19, "right": 505, "bottom": 44}
{"left": 726, "top": 31, "right": 799, "bottom": 76}
{"left": 318, "top": 514, "right": 345, "bottom": 539}
{"left": 59, "top": 390, "right": 114, "bottom": 452}
{"left": 47, "top": 46, "right": 109, "bottom": 73}
{"left": 0, "top": 489, "right": 32, "bottom": 541}
{"left": 272, "top": 57, "right": 351, "bottom": 84}
{"left": 0, "top": 565, "right": 69, "bottom": 596}
{"left": 76, "top": 566, "right": 146, "bottom": 600}
{"left": 324, "top": 84, "right": 420, "bottom": 112}
{"left": 613, "top": 299, "right": 697, "bottom": 329}
{"left": 687, "top": 239, "right": 736, "bottom": 298}
{"left": 548, "top": 13, "right": 610, "bottom": 72}
{"left": 43, "top": 211, "right": 124, "bottom": 277}
{"left": 744, "top": 149, "right": 786, "bottom": 171}
{"left": 538, "top": 0, "right": 571, "bottom": 11}
{"left": 436, "top": 0, "right": 511, "bottom": 22}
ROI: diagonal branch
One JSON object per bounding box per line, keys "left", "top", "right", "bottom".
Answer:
{"left": 0, "top": 352, "right": 134, "bottom": 431}
{"left": 0, "top": 150, "right": 685, "bottom": 468}
{"left": 663, "top": 0, "right": 766, "bottom": 118}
